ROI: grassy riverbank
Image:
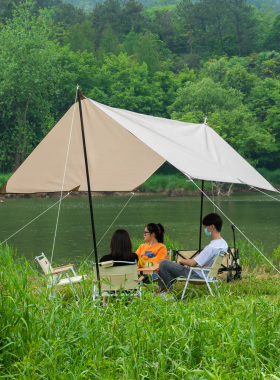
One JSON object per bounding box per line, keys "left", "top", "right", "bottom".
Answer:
{"left": 138, "top": 170, "right": 280, "bottom": 195}
{"left": 1, "top": 169, "right": 280, "bottom": 196}
{"left": 1, "top": 243, "right": 280, "bottom": 378}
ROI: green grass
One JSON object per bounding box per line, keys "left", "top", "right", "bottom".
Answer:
{"left": 138, "top": 174, "right": 215, "bottom": 194}
{"left": 138, "top": 168, "right": 280, "bottom": 193}
{"left": 1, "top": 244, "right": 280, "bottom": 378}
{"left": 0, "top": 173, "right": 12, "bottom": 189}
{"left": 138, "top": 174, "right": 251, "bottom": 194}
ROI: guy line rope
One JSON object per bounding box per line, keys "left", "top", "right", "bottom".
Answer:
{"left": 50, "top": 87, "right": 78, "bottom": 264}
{"left": 1, "top": 85, "right": 135, "bottom": 261}
{"left": 85, "top": 191, "right": 135, "bottom": 261}
{"left": 0, "top": 191, "right": 72, "bottom": 246}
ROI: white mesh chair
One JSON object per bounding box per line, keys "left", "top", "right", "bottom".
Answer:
{"left": 181, "top": 250, "right": 227, "bottom": 299}
{"left": 93, "top": 261, "right": 141, "bottom": 304}
{"left": 35, "top": 253, "right": 87, "bottom": 301}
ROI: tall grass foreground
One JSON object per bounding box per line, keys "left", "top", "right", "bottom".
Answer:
{"left": 1, "top": 245, "right": 280, "bottom": 379}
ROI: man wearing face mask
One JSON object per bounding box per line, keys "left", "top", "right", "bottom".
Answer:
{"left": 158, "top": 213, "right": 228, "bottom": 292}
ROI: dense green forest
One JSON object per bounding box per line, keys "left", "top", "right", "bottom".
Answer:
{"left": 0, "top": 0, "right": 280, "bottom": 175}
{"left": 64, "top": 0, "right": 280, "bottom": 14}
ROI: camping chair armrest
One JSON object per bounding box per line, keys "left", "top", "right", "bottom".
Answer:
{"left": 46, "top": 267, "right": 73, "bottom": 274}
{"left": 53, "top": 264, "right": 74, "bottom": 270}
{"left": 99, "top": 261, "right": 114, "bottom": 267}
{"left": 186, "top": 266, "right": 212, "bottom": 272}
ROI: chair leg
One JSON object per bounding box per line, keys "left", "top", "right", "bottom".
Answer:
{"left": 66, "top": 273, "right": 80, "bottom": 302}
{"left": 205, "top": 281, "right": 214, "bottom": 296}
{"left": 181, "top": 282, "right": 187, "bottom": 300}
{"left": 102, "top": 295, "right": 108, "bottom": 307}
{"left": 213, "top": 282, "right": 220, "bottom": 296}
{"left": 79, "top": 282, "right": 86, "bottom": 297}
{"left": 48, "top": 289, "right": 53, "bottom": 301}
{"left": 201, "top": 271, "right": 215, "bottom": 296}
{"left": 190, "top": 286, "right": 195, "bottom": 296}
{"left": 93, "top": 284, "right": 98, "bottom": 302}
{"left": 48, "top": 284, "right": 58, "bottom": 300}
{"left": 181, "top": 269, "right": 193, "bottom": 300}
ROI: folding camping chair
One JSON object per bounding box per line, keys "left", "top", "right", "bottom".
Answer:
{"left": 181, "top": 249, "right": 227, "bottom": 299}
{"left": 93, "top": 261, "right": 141, "bottom": 305}
{"left": 174, "top": 246, "right": 241, "bottom": 283}
{"left": 172, "top": 250, "right": 199, "bottom": 281}
{"left": 35, "top": 253, "right": 87, "bottom": 301}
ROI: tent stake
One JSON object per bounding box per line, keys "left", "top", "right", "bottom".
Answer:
{"left": 198, "top": 180, "right": 204, "bottom": 252}
{"left": 77, "top": 88, "right": 100, "bottom": 290}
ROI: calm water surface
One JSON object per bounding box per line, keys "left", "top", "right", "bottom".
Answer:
{"left": 0, "top": 193, "right": 279, "bottom": 265}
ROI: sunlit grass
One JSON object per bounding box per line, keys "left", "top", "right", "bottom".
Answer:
{"left": 1, "top": 244, "right": 280, "bottom": 378}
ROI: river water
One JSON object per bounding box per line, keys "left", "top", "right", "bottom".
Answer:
{"left": 0, "top": 193, "right": 279, "bottom": 265}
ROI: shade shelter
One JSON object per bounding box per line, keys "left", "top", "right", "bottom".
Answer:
{"left": 1, "top": 91, "right": 277, "bottom": 280}
{"left": 1, "top": 96, "right": 276, "bottom": 194}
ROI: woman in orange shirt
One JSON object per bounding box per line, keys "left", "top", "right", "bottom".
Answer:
{"left": 136, "top": 223, "right": 167, "bottom": 282}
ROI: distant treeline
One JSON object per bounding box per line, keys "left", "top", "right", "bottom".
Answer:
{"left": 0, "top": 0, "right": 280, "bottom": 174}
{"left": 65, "top": 0, "right": 280, "bottom": 13}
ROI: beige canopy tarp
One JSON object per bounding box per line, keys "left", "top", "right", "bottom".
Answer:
{"left": 1, "top": 98, "right": 276, "bottom": 193}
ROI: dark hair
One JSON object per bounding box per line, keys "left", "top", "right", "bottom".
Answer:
{"left": 202, "top": 213, "right": 223, "bottom": 232}
{"left": 146, "top": 223, "right": 165, "bottom": 243}
{"left": 110, "top": 229, "right": 133, "bottom": 260}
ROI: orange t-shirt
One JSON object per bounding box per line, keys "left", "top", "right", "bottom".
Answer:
{"left": 136, "top": 243, "right": 167, "bottom": 264}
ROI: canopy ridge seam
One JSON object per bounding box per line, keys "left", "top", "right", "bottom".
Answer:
{"left": 0, "top": 192, "right": 72, "bottom": 247}
{"left": 189, "top": 179, "right": 280, "bottom": 275}
{"left": 85, "top": 192, "right": 135, "bottom": 261}
{"left": 50, "top": 87, "right": 78, "bottom": 265}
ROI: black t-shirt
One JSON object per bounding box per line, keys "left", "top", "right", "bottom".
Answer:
{"left": 100, "top": 253, "right": 138, "bottom": 266}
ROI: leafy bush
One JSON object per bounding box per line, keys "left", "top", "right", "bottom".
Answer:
{"left": 257, "top": 168, "right": 280, "bottom": 185}
{"left": 138, "top": 174, "right": 212, "bottom": 193}
{"left": 0, "top": 173, "right": 12, "bottom": 188}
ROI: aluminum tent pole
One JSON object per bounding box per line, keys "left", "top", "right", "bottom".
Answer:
{"left": 77, "top": 88, "right": 100, "bottom": 286}
{"left": 198, "top": 180, "right": 205, "bottom": 252}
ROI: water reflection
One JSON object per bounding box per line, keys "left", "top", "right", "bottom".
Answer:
{"left": 0, "top": 193, "right": 279, "bottom": 265}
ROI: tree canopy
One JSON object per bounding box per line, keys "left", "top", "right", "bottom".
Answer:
{"left": 0, "top": 0, "right": 280, "bottom": 173}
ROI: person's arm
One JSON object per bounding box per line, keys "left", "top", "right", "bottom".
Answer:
{"left": 178, "top": 246, "right": 211, "bottom": 267}
{"left": 178, "top": 258, "right": 198, "bottom": 267}
{"left": 132, "top": 253, "right": 139, "bottom": 262}
{"left": 136, "top": 245, "right": 143, "bottom": 257}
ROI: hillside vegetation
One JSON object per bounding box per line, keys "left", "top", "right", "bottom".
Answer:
{"left": 64, "top": 0, "right": 280, "bottom": 13}
{"left": 0, "top": 0, "right": 280, "bottom": 179}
